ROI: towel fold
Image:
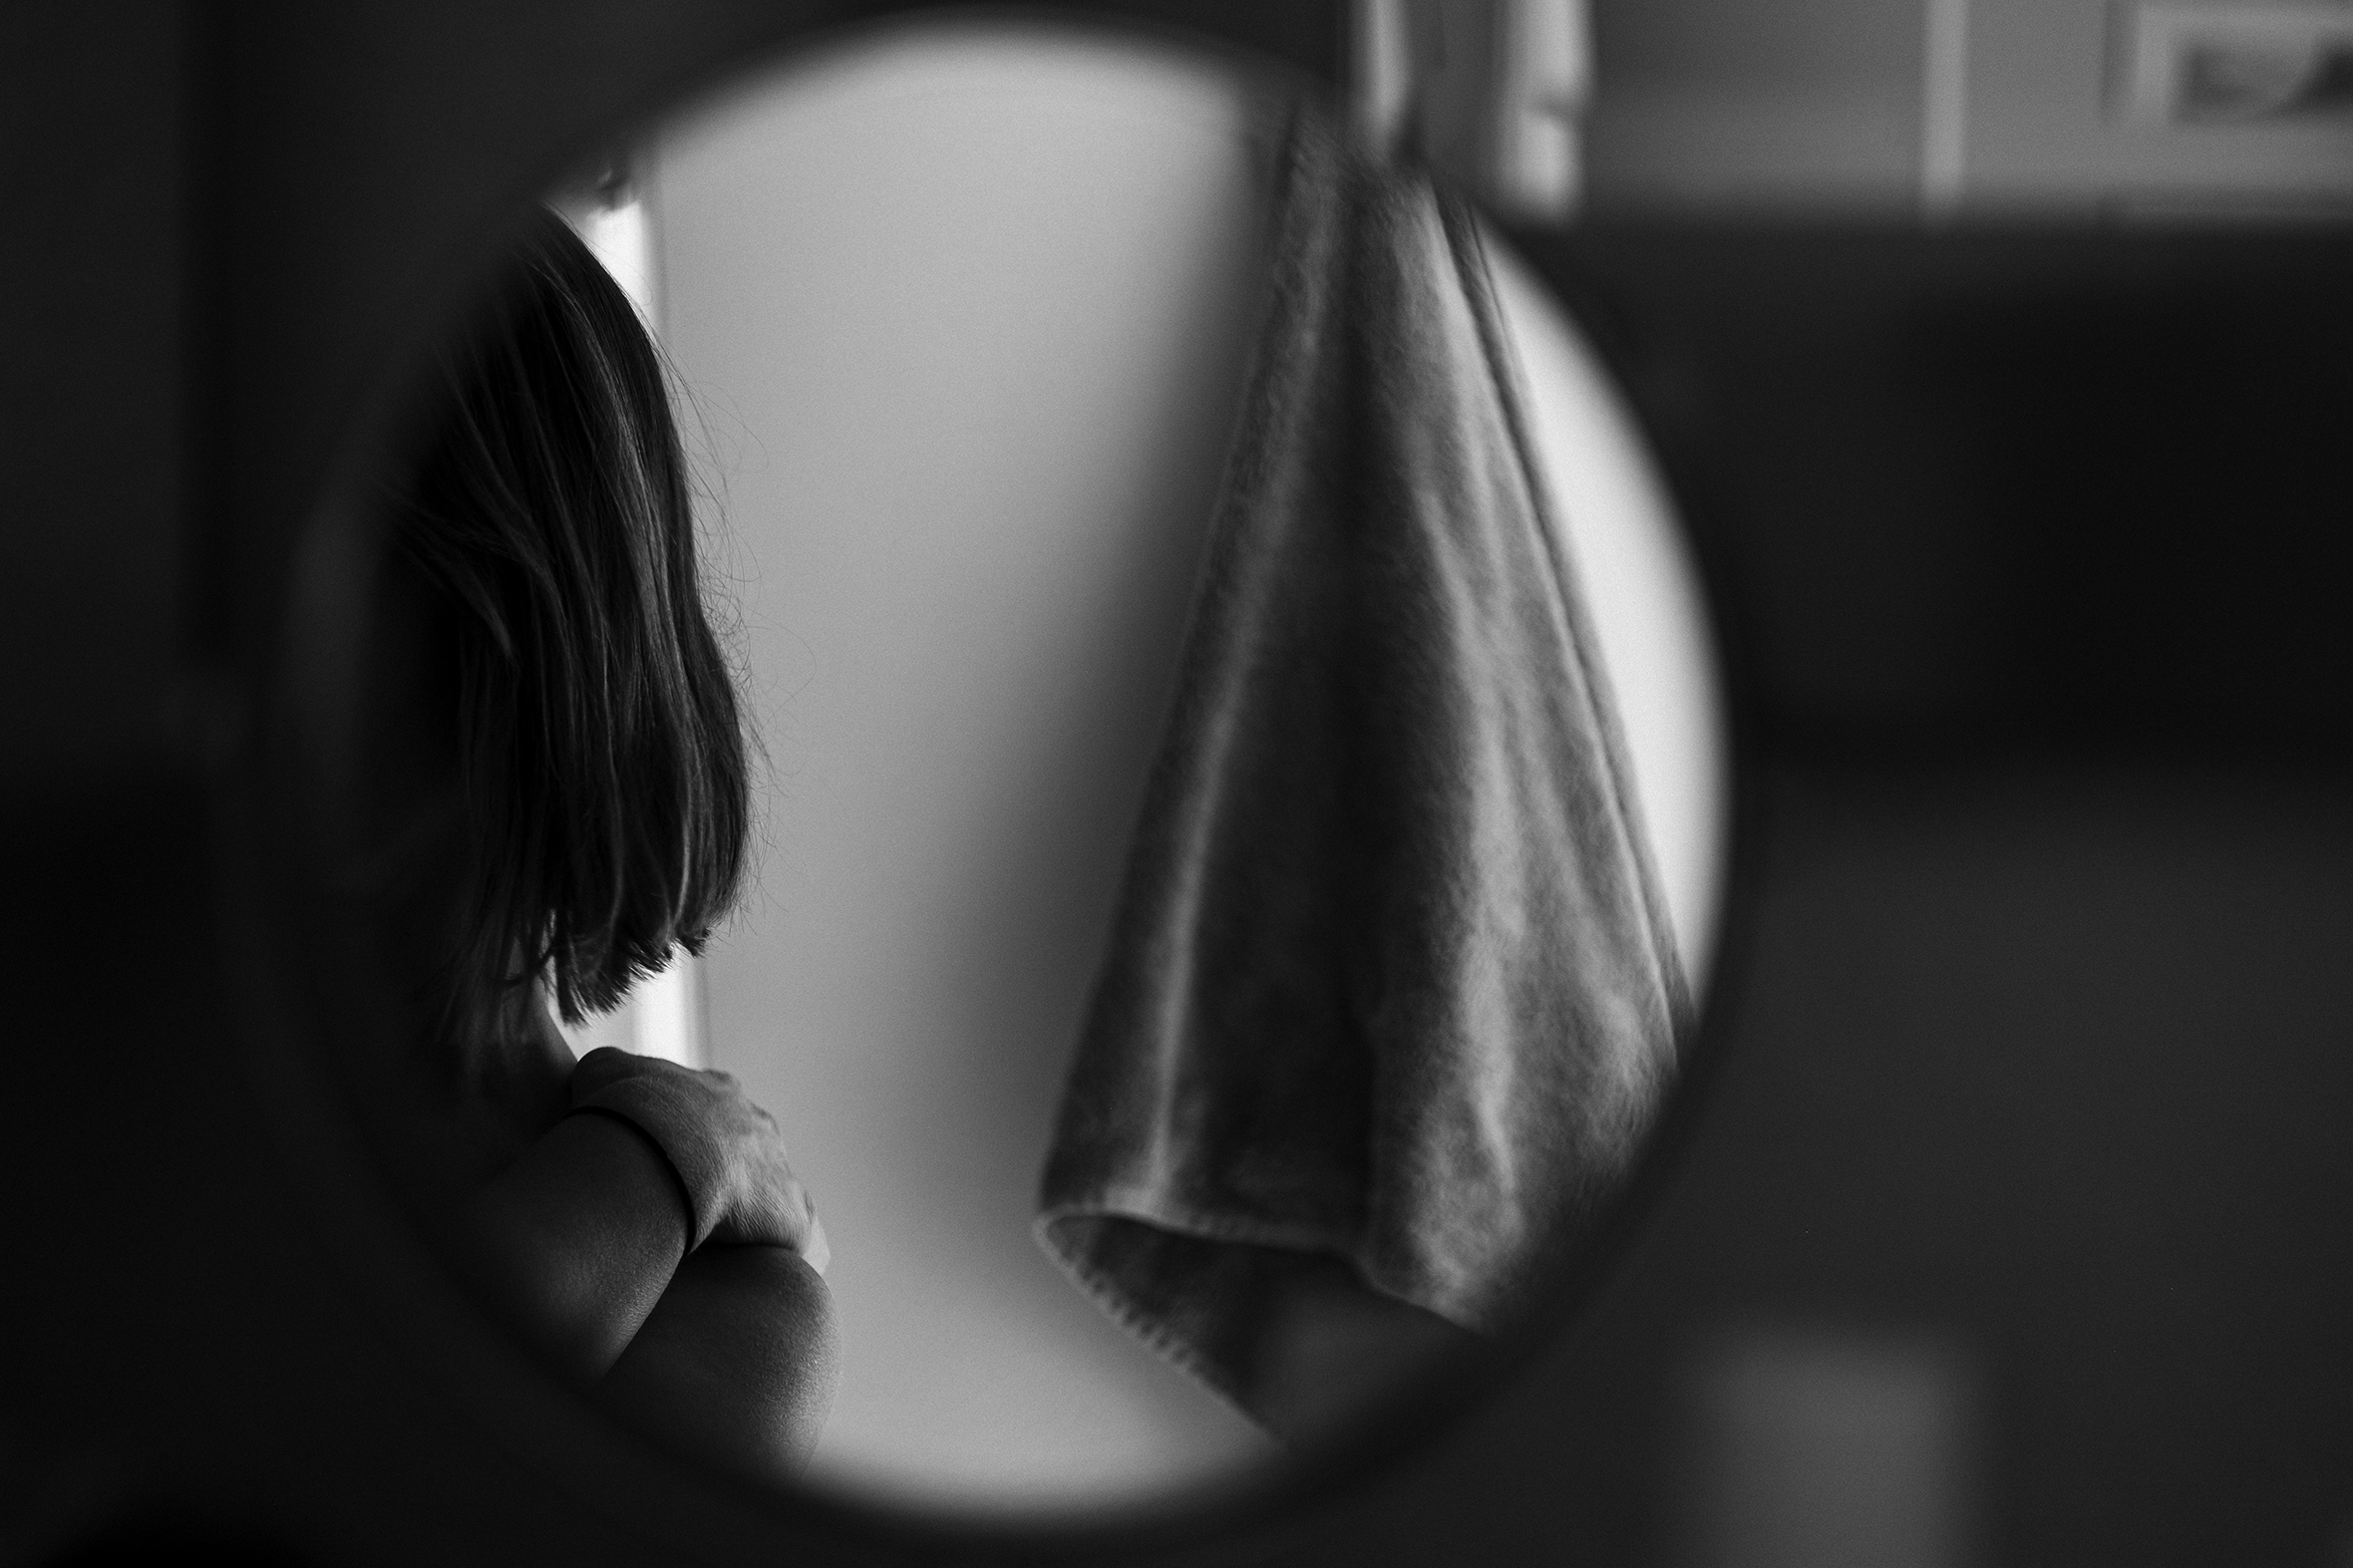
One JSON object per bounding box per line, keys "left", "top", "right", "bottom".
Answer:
{"left": 1034, "top": 104, "right": 1685, "bottom": 1426}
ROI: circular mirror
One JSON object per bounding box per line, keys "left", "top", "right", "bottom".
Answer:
{"left": 300, "top": 10, "right": 1728, "bottom": 1528}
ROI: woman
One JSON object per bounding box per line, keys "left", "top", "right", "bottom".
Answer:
{"left": 358, "top": 204, "right": 837, "bottom": 1480}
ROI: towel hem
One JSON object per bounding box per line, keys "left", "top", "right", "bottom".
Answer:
{"left": 1035, "top": 1180, "right": 1487, "bottom": 1423}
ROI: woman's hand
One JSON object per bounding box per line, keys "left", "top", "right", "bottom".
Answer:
{"left": 464, "top": 1047, "right": 840, "bottom": 1482}
{"left": 552, "top": 1053, "right": 840, "bottom": 1479}
{"left": 566, "top": 1047, "right": 829, "bottom": 1264}
{"left": 465, "top": 1049, "right": 829, "bottom": 1381}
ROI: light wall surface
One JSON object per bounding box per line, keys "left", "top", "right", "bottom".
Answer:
{"left": 652, "top": 23, "right": 1722, "bottom": 1513}
{"left": 1585, "top": 0, "right": 2353, "bottom": 213}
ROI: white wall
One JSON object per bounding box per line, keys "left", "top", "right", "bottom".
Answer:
{"left": 652, "top": 23, "right": 1721, "bottom": 1514}
{"left": 1587, "top": 0, "right": 1927, "bottom": 207}
{"left": 1956, "top": 0, "right": 2353, "bottom": 213}
{"left": 1585, "top": 0, "right": 2353, "bottom": 214}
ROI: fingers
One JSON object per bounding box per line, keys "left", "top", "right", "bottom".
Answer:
{"left": 568, "top": 1049, "right": 825, "bottom": 1270}
{"left": 706, "top": 1150, "right": 822, "bottom": 1258}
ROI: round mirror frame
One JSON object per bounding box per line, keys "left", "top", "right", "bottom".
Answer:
{"left": 210, "top": 2, "right": 1759, "bottom": 1562}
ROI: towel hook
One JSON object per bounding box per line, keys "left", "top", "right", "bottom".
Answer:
{"left": 1352, "top": 0, "right": 1591, "bottom": 223}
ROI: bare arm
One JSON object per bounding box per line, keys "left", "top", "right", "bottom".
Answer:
{"left": 464, "top": 1109, "right": 690, "bottom": 1381}
{"left": 462, "top": 1087, "right": 840, "bottom": 1478}
{"left": 600, "top": 1244, "right": 840, "bottom": 1479}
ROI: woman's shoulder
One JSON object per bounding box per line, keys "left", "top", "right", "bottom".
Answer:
{"left": 407, "top": 988, "right": 580, "bottom": 1189}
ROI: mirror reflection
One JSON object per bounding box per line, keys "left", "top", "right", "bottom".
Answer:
{"left": 350, "top": 19, "right": 1724, "bottom": 1516}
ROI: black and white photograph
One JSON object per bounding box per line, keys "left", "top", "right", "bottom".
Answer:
{"left": 3, "top": 2, "right": 2350, "bottom": 1564}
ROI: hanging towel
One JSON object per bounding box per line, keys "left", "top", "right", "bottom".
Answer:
{"left": 1034, "top": 103, "right": 1687, "bottom": 1429}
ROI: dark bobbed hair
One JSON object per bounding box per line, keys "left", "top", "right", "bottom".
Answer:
{"left": 388, "top": 204, "right": 749, "bottom": 1033}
